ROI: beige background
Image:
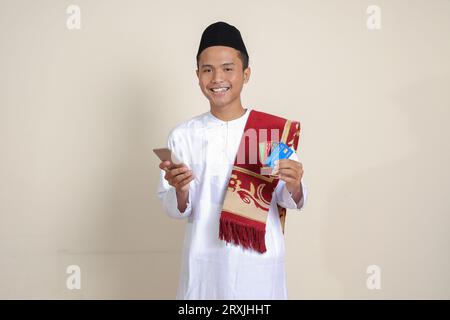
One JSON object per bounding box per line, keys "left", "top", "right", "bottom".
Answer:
{"left": 0, "top": 0, "right": 449, "bottom": 299}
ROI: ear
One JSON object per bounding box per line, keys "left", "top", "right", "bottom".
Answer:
{"left": 196, "top": 69, "right": 201, "bottom": 86}
{"left": 244, "top": 67, "right": 251, "bottom": 83}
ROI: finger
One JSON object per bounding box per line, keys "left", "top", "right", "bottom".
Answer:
{"left": 276, "top": 159, "right": 301, "bottom": 169}
{"left": 279, "top": 175, "right": 297, "bottom": 184}
{"left": 178, "top": 175, "right": 195, "bottom": 188}
{"left": 277, "top": 171, "right": 298, "bottom": 181}
{"left": 281, "top": 166, "right": 303, "bottom": 176}
{"left": 171, "top": 162, "right": 186, "bottom": 168}
{"left": 159, "top": 160, "right": 172, "bottom": 170}
{"left": 278, "top": 167, "right": 297, "bottom": 176}
{"left": 170, "top": 166, "right": 189, "bottom": 177}
{"left": 173, "top": 170, "right": 193, "bottom": 184}
{"left": 276, "top": 159, "right": 302, "bottom": 169}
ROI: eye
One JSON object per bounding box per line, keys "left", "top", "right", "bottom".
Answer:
{"left": 225, "top": 68, "right": 233, "bottom": 71}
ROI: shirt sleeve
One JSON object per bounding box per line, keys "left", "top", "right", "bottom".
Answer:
{"left": 274, "top": 149, "right": 308, "bottom": 211}
{"left": 155, "top": 131, "right": 193, "bottom": 219}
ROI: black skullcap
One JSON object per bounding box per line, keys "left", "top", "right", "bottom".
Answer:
{"left": 196, "top": 21, "right": 249, "bottom": 59}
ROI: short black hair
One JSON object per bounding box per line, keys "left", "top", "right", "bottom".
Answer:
{"left": 196, "top": 49, "right": 249, "bottom": 71}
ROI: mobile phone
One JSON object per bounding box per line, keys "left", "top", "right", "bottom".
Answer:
{"left": 152, "top": 148, "right": 182, "bottom": 165}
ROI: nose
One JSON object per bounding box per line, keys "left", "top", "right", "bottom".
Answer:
{"left": 212, "top": 69, "right": 225, "bottom": 83}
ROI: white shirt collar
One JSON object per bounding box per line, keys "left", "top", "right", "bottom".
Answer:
{"left": 206, "top": 108, "right": 252, "bottom": 125}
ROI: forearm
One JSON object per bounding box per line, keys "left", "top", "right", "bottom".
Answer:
{"left": 176, "top": 190, "right": 189, "bottom": 213}
{"left": 290, "top": 182, "right": 303, "bottom": 204}
{"left": 157, "top": 186, "right": 192, "bottom": 219}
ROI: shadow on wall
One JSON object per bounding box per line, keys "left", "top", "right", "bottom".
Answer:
{"left": 321, "top": 75, "right": 450, "bottom": 299}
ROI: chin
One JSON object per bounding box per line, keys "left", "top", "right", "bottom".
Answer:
{"left": 207, "top": 95, "right": 226, "bottom": 104}
{"left": 210, "top": 100, "right": 231, "bottom": 108}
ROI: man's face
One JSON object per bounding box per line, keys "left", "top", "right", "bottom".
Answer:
{"left": 196, "top": 46, "right": 250, "bottom": 109}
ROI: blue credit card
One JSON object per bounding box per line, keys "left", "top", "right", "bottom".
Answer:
{"left": 264, "top": 142, "right": 293, "bottom": 168}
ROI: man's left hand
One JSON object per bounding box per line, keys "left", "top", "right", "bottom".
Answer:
{"left": 272, "top": 159, "right": 304, "bottom": 197}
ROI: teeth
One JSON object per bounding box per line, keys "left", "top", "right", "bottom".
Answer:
{"left": 211, "top": 87, "right": 229, "bottom": 92}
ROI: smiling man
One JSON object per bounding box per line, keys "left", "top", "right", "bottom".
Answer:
{"left": 157, "top": 21, "right": 307, "bottom": 300}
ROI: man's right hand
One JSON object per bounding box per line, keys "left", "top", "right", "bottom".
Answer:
{"left": 159, "top": 160, "right": 195, "bottom": 212}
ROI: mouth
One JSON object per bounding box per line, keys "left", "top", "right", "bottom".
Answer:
{"left": 209, "top": 86, "right": 230, "bottom": 95}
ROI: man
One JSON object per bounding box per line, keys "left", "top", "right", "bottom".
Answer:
{"left": 157, "top": 21, "right": 307, "bottom": 299}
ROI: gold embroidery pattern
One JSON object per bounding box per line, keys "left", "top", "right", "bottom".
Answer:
{"left": 232, "top": 166, "right": 275, "bottom": 183}
{"left": 227, "top": 174, "right": 270, "bottom": 211}
{"left": 287, "top": 122, "right": 300, "bottom": 147}
{"left": 281, "top": 120, "right": 292, "bottom": 144}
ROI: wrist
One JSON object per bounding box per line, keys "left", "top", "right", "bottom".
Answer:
{"left": 176, "top": 188, "right": 189, "bottom": 197}
{"left": 288, "top": 181, "right": 302, "bottom": 203}
{"left": 287, "top": 181, "right": 301, "bottom": 195}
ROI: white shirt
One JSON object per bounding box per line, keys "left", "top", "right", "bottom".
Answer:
{"left": 156, "top": 108, "right": 308, "bottom": 299}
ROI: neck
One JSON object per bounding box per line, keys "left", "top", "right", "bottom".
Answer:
{"left": 210, "top": 98, "right": 246, "bottom": 121}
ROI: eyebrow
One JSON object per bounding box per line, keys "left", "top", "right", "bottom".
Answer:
{"left": 200, "top": 62, "right": 235, "bottom": 69}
